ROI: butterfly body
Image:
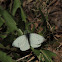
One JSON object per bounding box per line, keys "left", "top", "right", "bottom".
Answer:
{"left": 12, "top": 33, "right": 45, "bottom": 51}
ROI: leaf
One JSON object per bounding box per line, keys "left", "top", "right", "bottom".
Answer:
{"left": 39, "top": 8, "right": 47, "bottom": 26}
{"left": 40, "top": 50, "right": 56, "bottom": 62}
{"left": 42, "top": 50, "right": 56, "bottom": 58}
{"left": 20, "top": 7, "right": 26, "bottom": 23}
{"left": 0, "top": 6, "right": 17, "bottom": 32}
{"left": 0, "top": 34, "right": 7, "bottom": 39}
{"left": 12, "top": 0, "right": 26, "bottom": 23}
{"left": 12, "top": 0, "right": 21, "bottom": 16}
{"left": 16, "top": 29, "right": 23, "bottom": 36}
{"left": 31, "top": 47, "right": 40, "bottom": 58}
{"left": 39, "top": 8, "right": 48, "bottom": 36}
{"left": 25, "top": 22, "right": 33, "bottom": 32}
{"left": 0, "top": 51, "right": 17, "bottom": 62}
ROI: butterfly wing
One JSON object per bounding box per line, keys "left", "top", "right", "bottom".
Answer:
{"left": 30, "top": 33, "right": 45, "bottom": 48}
{"left": 12, "top": 35, "right": 30, "bottom": 51}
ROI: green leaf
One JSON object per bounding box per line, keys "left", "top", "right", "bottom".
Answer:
{"left": 12, "top": 0, "right": 21, "bottom": 16}
{"left": 16, "top": 29, "right": 23, "bottom": 36}
{"left": 42, "top": 54, "right": 49, "bottom": 62}
{"left": 42, "top": 50, "right": 56, "bottom": 58}
{"left": 0, "top": 34, "right": 7, "bottom": 39}
{"left": 39, "top": 8, "right": 48, "bottom": 36}
{"left": 12, "top": 0, "right": 26, "bottom": 23}
{"left": 39, "top": 8, "right": 47, "bottom": 26}
{"left": 0, "top": 51, "right": 17, "bottom": 62}
{"left": 20, "top": 7, "right": 26, "bottom": 23}
{"left": 40, "top": 50, "right": 56, "bottom": 62}
{"left": 0, "top": 6, "right": 17, "bottom": 32}
{"left": 31, "top": 47, "right": 40, "bottom": 58}
{"left": 25, "top": 22, "right": 33, "bottom": 32}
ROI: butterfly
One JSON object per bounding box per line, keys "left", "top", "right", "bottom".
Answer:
{"left": 12, "top": 33, "right": 45, "bottom": 51}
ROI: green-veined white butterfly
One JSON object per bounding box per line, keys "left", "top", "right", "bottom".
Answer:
{"left": 12, "top": 33, "right": 45, "bottom": 51}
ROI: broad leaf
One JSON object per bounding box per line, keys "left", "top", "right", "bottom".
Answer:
{"left": 0, "top": 6, "right": 17, "bottom": 32}
{"left": 0, "top": 51, "right": 17, "bottom": 62}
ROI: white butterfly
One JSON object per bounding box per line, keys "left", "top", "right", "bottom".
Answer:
{"left": 12, "top": 33, "right": 45, "bottom": 51}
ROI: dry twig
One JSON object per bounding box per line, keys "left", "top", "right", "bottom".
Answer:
{"left": 16, "top": 53, "right": 32, "bottom": 62}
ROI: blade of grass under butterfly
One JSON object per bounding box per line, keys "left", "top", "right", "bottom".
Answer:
{"left": 40, "top": 50, "right": 56, "bottom": 62}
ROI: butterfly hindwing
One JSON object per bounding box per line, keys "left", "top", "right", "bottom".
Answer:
{"left": 12, "top": 35, "right": 30, "bottom": 51}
